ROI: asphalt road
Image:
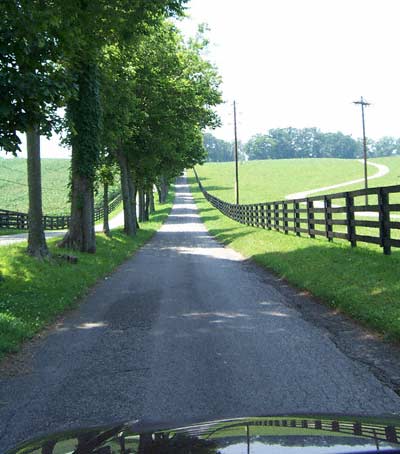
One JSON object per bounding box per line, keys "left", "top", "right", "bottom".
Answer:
{"left": 1, "top": 176, "right": 400, "bottom": 452}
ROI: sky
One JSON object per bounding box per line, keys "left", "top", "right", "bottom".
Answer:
{"left": 179, "top": 0, "right": 400, "bottom": 143}
{"left": 10, "top": 0, "right": 400, "bottom": 158}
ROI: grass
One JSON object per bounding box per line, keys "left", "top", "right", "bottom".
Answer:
{"left": 0, "top": 191, "right": 173, "bottom": 360}
{"left": 0, "top": 157, "right": 120, "bottom": 215}
{"left": 195, "top": 157, "right": 400, "bottom": 246}
{"left": 189, "top": 170, "right": 400, "bottom": 342}
{"left": 195, "top": 156, "right": 400, "bottom": 202}
{"left": 195, "top": 158, "right": 368, "bottom": 203}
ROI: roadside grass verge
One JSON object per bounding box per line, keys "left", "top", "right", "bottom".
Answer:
{"left": 0, "top": 192, "right": 173, "bottom": 360}
{"left": 188, "top": 172, "right": 400, "bottom": 342}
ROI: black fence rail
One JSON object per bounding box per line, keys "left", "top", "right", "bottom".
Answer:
{"left": 0, "top": 193, "right": 122, "bottom": 231}
{"left": 194, "top": 169, "right": 400, "bottom": 255}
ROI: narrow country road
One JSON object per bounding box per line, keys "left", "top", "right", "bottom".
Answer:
{"left": 1, "top": 177, "right": 399, "bottom": 452}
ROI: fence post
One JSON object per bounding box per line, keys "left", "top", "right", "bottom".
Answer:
{"left": 346, "top": 192, "right": 357, "bottom": 248}
{"left": 294, "top": 201, "right": 300, "bottom": 236}
{"left": 283, "top": 201, "right": 288, "bottom": 234}
{"left": 260, "top": 204, "right": 265, "bottom": 229}
{"left": 274, "top": 202, "right": 279, "bottom": 231}
{"left": 307, "top": 199, "right": 315, "bottom": 239}
{"left": 266, "top": 204, "right": 272, "bottom": 229}
{"left": 324, "top": 196, "right": 333, "bottom": 242}
{"left": 379, "top": 188, "right": 391, "bottom": 255}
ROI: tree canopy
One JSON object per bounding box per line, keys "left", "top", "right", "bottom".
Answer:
{"left": 0, "top": 0, "right": 223, "bottom": 255}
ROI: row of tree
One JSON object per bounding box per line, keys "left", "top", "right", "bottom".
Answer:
{"left": 0, "top": 1, "right": 222, "bottom": 258}
{"left": 204, "top": 128, "right": 400, "bottom": 162}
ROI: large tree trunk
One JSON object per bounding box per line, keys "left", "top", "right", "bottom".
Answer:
{"left": 156, "top": 184, "right": 162, "bottom": 203}
{"left": 26, "top": 125, "right": 49, "bottom": 259}
{"left": 158, "top": 175, "right": 169, "bottom": 203}
{"left": 102, "top": 181, "right": 111, "bottom": 237}
{"left": 60, "top": 171, "right": 95, "bottom": 252}
{"left": 127, "top": 170, "right": 138, "bottom": 231}
{"left": 138, "top": 187, "right": 145, "bottom": 223}
{"left": 144, "top": 188, "right": 150, "bottom": 221}
{"left": 117, "top": 151, "right": 136, "bottom": 236}
{"left": 59, "top": 59, "right": 101, "bottom": 253}
{"left": 149, "top": 187, "right": 155, "bottom": 214}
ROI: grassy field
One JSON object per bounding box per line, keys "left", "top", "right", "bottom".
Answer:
{"left": 189, "top": 167, "right": 400, "bottom": 343}
{"left": 195, "top": 156, "right": 400, "bottom": 242}
{"left": 0, "top": 157, "right": 120, "bottom": 215}
{"left": 195, "top": 157, "right": 400, "bottom": 204}
{"left": 0, "top": 192, "right": 173, "bottom": 359}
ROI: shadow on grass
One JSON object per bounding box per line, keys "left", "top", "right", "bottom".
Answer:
{"left": 194, "top": 206, "right": 215, "bottom": 213}
{"left": 207, "top": 226, "right": 255, "bottom": 244}
{"left": 201, "top": 185, "right": 233, "bottom": 192}
{"left": 198, "top": 215, "right": 221, "bottom": 223}
{"left": 187, "top": 176, "right": 232, "bottom": 193}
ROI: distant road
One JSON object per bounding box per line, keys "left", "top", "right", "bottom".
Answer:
{"left": 285, "top": 160, "right": 389, "bottom": 200}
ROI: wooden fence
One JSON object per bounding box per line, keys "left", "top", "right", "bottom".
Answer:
{"left": 0, "top": 193, "right": 122, "bottom": 231}
{"left": 194, "top": 169, "right": 400, "bottom": 255}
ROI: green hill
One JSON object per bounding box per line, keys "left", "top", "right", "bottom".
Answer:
{"left": 0, "top": 158, "right": 120, "bottom": 215}
{"left": 195, "top": 157, "right": 400, "bottom": 204}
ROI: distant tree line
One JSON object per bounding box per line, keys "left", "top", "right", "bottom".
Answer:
{"left": 204, "top": 128, "right": 400, "bottom": 162}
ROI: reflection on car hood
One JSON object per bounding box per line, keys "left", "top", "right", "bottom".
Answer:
{"left": 8, "top": 414, "right": 400, "bottom": 454}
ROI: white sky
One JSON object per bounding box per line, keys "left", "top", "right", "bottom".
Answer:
{"left": 179, "top": 0, "right": 400, "bottom": 143}
{"left": 8, "top": 0, "right": 400, "bottom": 158}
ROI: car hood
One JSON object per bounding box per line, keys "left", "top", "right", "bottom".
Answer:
{"left": 8, "top": 414, "right": 400, "bottom": 454}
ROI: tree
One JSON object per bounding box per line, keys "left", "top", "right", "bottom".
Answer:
{"left": 373, "top": 136, "right": 400, "bottom": 157}
{"left": 320, "top": 132, "right": 358, "bottom": 159}
{"left": 0, "top": 0, "right": 71, "bottom": 258}
{"left": 100, "top": 20, "right": 221, "bottom": 228}
{"left": 58, "top": 0, "right": 188, "bottom": 252}
{"left": 97, "top": 159, "right": 117, "bottom": 237}
{"left": 244, "top": 134, "right": 276, "bottom": 160}
{"left": 203, "top": 133, "right": 232, "bottom": 162}
{"left": 244, "top": 128, "right": 360, "bottom": 160}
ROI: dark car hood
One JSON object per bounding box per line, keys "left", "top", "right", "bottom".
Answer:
{"left": 7, "top": 414, "right": 400, "bottom": 454}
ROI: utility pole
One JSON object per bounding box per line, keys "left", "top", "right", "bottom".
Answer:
{"left": 233, "top": 100, "right": 239, "bottom": 205}
{"left": 353, "top": 96, "right": 371, "bottom": 205}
